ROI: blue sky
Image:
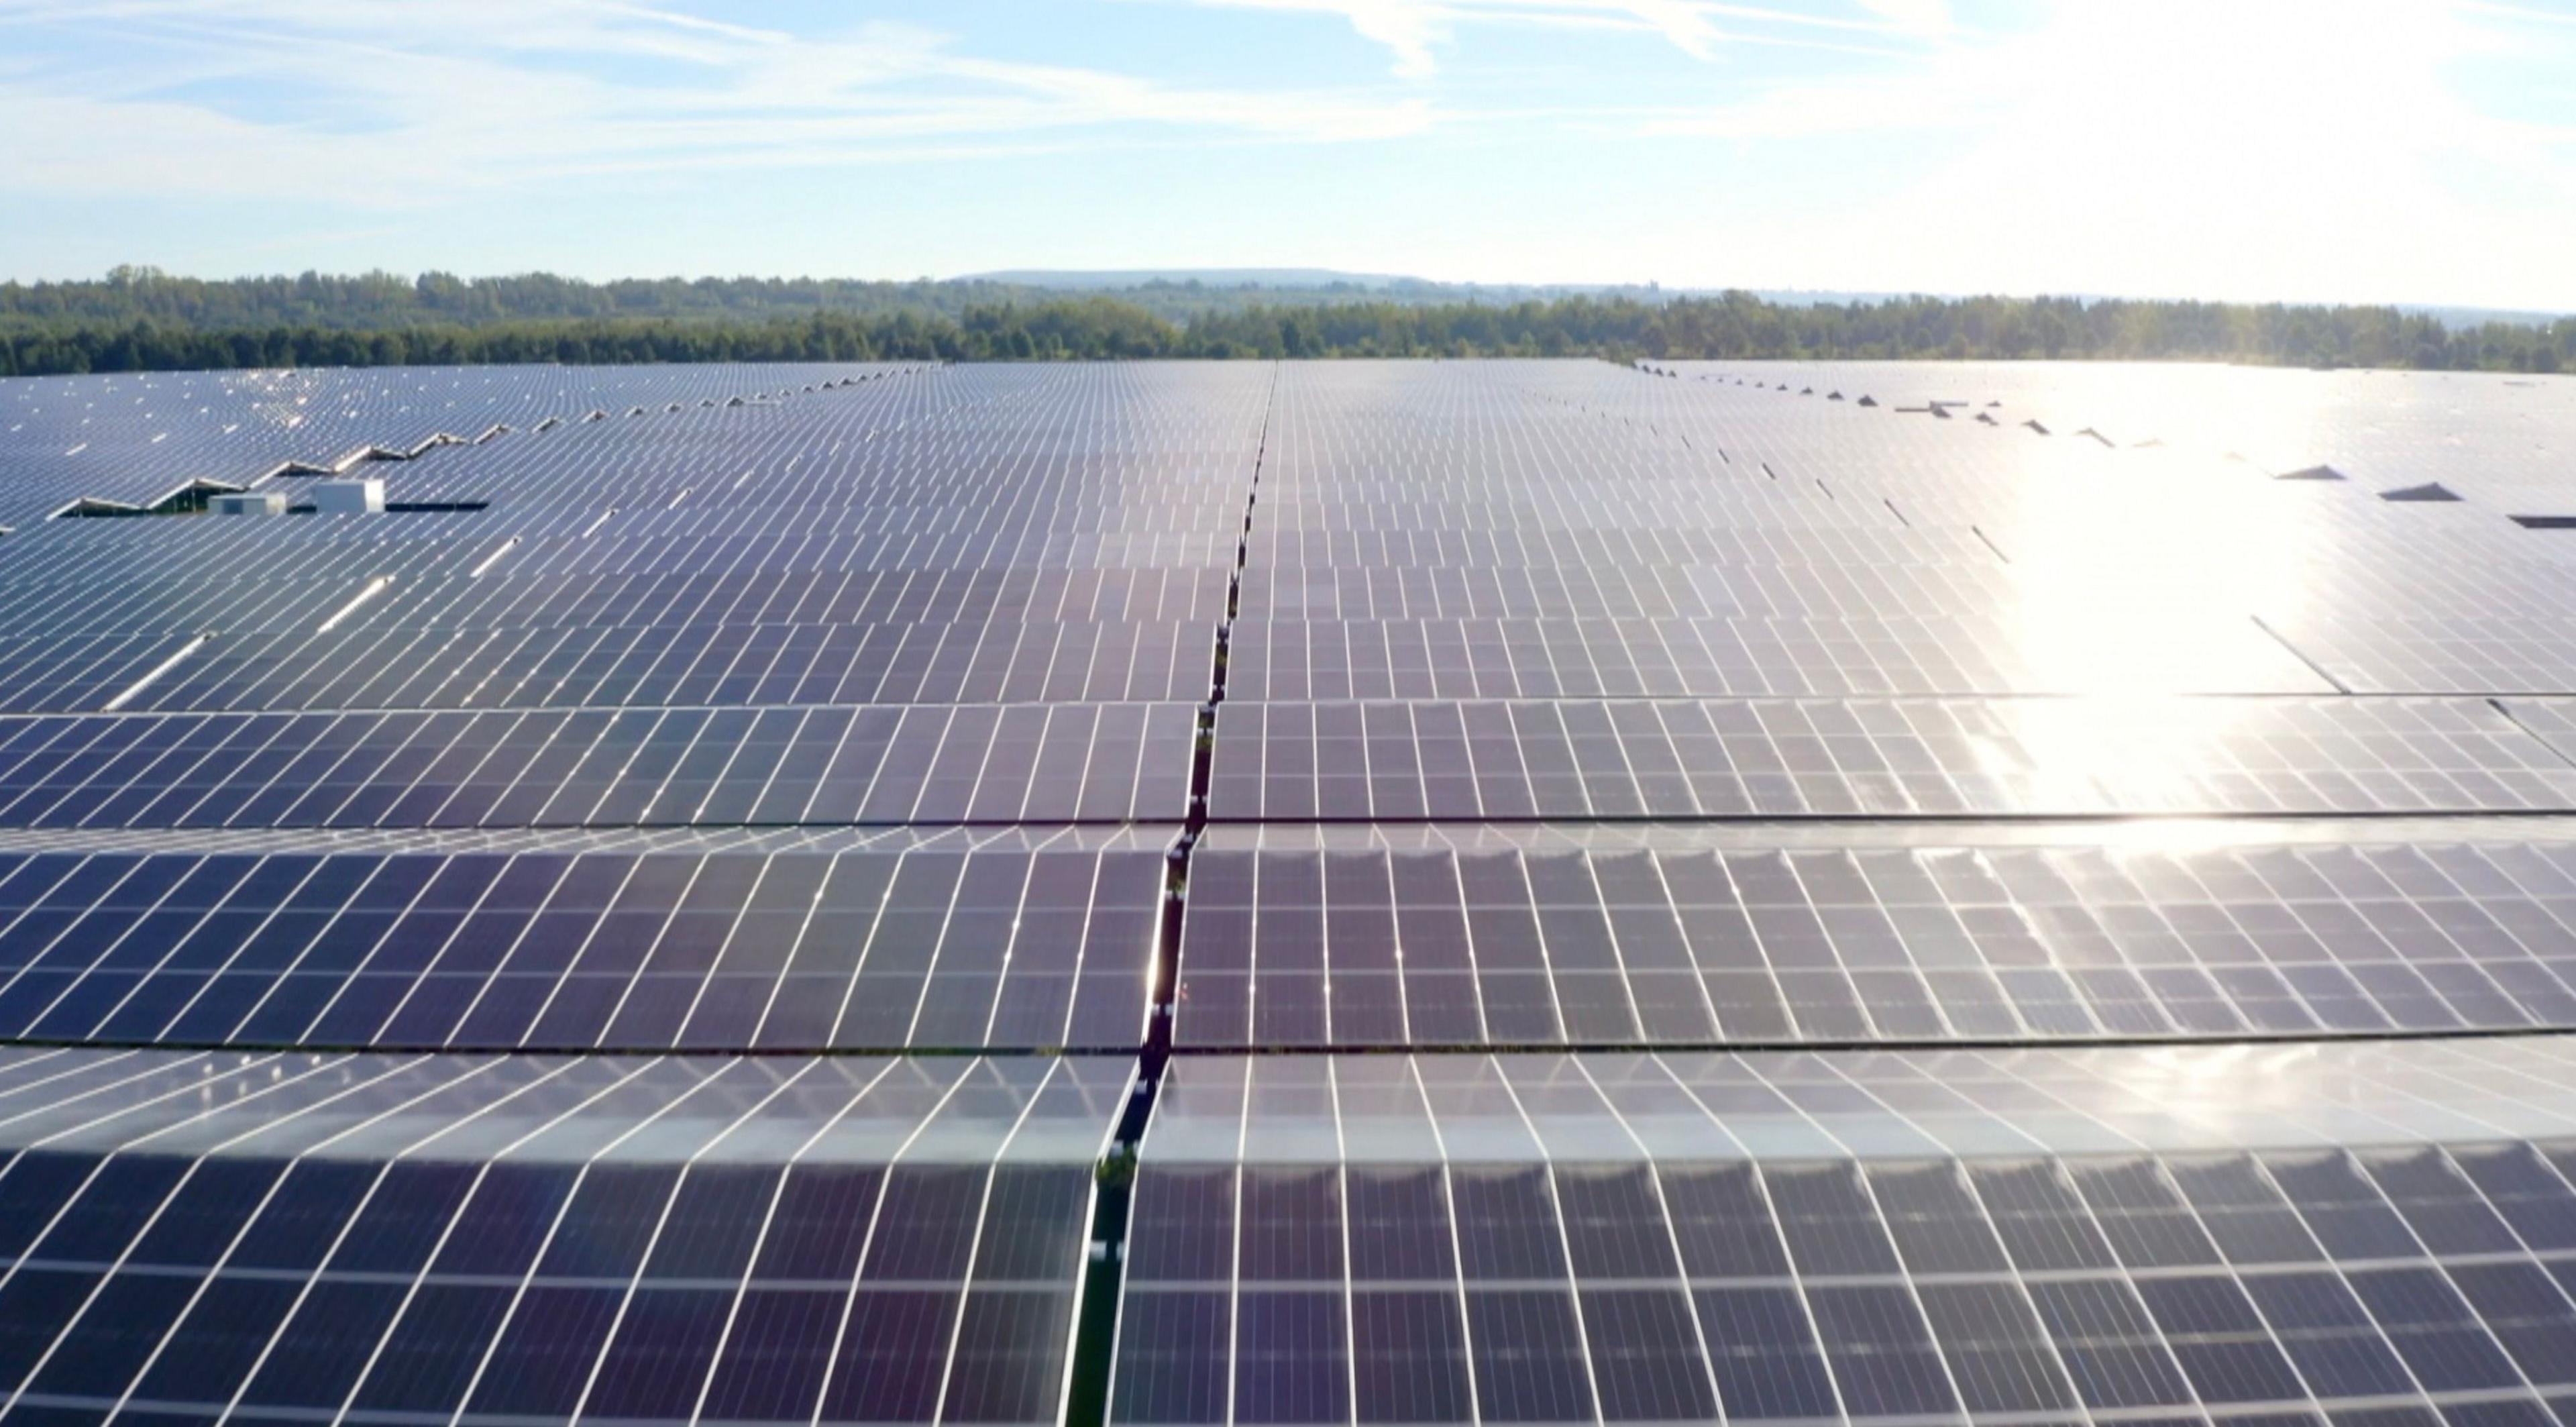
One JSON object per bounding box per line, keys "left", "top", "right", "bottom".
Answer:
{"left": 3, "top": 0, "right": 2574, "bottom": 308}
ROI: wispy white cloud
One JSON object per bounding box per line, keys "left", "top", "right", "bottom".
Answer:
{"left": 1145, "top": 0, "right": 1922, "bottom": 76}
{"left": 0, "top": 0, "right": 1438, "bottom": 199}
{"left": 1185, "top": 1, "right": 1706, "bottom": 78}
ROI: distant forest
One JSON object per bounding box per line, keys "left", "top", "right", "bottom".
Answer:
{"left": 3, "top": 268, "right": 2572, "bottom": 376}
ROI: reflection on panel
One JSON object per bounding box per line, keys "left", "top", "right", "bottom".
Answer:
{"left": 1228, "top": 613, "right": 2328, "bottom": 698}
{"left": 1210, "top": 698, "right": 2576, "bottom": 820}
{"left": 1142, "top": 1045, "right": 2576, "bottom": 1165}
{"left": 1178, "top": 825, "right": 2576, "bottom": 1047}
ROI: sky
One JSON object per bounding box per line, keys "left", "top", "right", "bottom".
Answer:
{"left": 3, "top": 0, "right": 2574, "bottom": 309}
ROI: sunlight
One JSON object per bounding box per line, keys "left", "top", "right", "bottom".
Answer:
{"left": 1769, "top": 0, "right": 2571, "bottom": 307}
{"left": 1990, "top": 435, "right": 2326, "bottom": 697}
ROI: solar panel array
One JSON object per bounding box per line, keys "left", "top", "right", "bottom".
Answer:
{"left": 1, "top": 356, "right": 2575, "bottom": 1424}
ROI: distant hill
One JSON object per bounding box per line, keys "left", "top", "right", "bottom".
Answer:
{"left": 968, "top": 268, "right": 1426, "bottom": 290}
{"left": 2404, "top": 305, "right": 2567, "bottom": 330}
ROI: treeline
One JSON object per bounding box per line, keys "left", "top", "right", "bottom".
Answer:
{"left": 0, "top": 266, "right": 1044, "bottom": 329}
{"left": 5, "top": 291, "right": 2574, "bottom": 377}
{"left": 0, "top": 266, "right": 1612, "bottom": 330}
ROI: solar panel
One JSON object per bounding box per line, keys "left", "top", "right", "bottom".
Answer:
{"left": 0, "top": 1049, "right": 1126, "bottom": 1425}
{"left": 0, "top": 827, "right": 1165, "bottom": 1050}
{"left": 1116, "top": 1047, "right": 2576, "bottom": 1426}
{"left": 114, "top": 618, "right": 1213, "bottom": 711}
{"left": 1209, "top": 698, "right": 2576, "bottom": 820}
{"left": 1228, "top": 611, "right": 2330, "bottom": 698}
{"left": 1175, "top": 825, "right": 2576, "bottom": 1047}
{"left": 0, "top": 702, "right": 1199, "bottom": 828}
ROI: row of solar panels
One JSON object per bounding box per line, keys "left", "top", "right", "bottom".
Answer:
{"left": 0, "top": 555, "right": 1237, "bottom": 644}
{"left": 2, "top": 825, "right": 2576, "bottom": 1048}
{"left": 8, "top": 696, "right": 2576, "bottom": 830}
{"left": 17, "top": 562, "right": 2358, "bottom": 655}
{"left": 0, "top": 615, "right": 2367, "bottom": 719}
{"left": 19, "top": 516, "right": 2576, "bottom": 665}
{"left": 28, "top": 617, "right": 2576, "bottom": 709}
{"left": 6, "top": 582, "right": 2537, "bottom": 702}
{"left": 33, "top": 607, "right": 2576, "bottom": 715}
{"left": 19, "top": 594, "right": 2569, "bottom": 709}
{"left": 0, "top": 1041, "right": 2573, "bottom": 1426}
{"left": 0, "top": 621, "right": 1218, "bottom": 715}
{"left": 0, "top": 702, "right": 1198, "bottom": 829}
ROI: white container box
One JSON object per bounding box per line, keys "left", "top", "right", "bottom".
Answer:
{"left": 311, "top": 478, "right": 386, "bottom": 515}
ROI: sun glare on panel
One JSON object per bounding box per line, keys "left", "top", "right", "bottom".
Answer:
{"left": 1991, "top": 415, "right": 2334, "bottom": 698}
